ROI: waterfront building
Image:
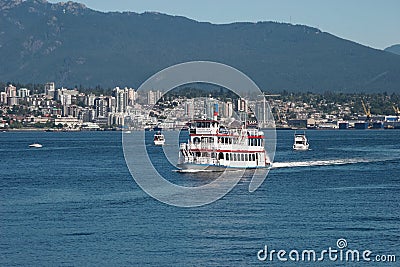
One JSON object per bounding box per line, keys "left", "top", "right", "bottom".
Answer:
{"left": 54, "top": 116, "right": 82, "bottom": 128}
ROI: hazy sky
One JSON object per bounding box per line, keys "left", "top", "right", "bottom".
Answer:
{"left": 47, "top": 0, "right": 399, "bottom": 50}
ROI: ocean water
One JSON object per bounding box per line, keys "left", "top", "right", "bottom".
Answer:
{"left": 0, "top": 130, "right": 399, "bottom": 266}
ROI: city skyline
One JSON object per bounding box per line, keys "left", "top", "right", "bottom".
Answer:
{"left": 46, "top": 0, "right": 400, "bottom": 50}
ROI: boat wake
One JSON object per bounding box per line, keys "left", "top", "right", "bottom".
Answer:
{"left": 271, "top": 158, "right": 374, "bottom": 169}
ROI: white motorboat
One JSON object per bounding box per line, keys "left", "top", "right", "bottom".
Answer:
{"left": 153, "top": 131, "right": 165, "bottom": 146}
{"left": 293, "top": 132, "right": 309, "bottom": 150}
{"left": 29, "top": 143, "right": 43, "bottom": 148}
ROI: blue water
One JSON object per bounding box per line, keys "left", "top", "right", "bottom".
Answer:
{"left": 1, "top": 130, "right": 399, "bottom": 266}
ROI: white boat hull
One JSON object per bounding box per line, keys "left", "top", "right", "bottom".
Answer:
{"left": 154, "top": 140, "right": 165, "bottom": 146}
{"left": 293, "top": 144, "right": 309, "bottom": 150}
{"left": 29, "top": 144, "right": 43, "bottom": 148}
{"left": 177, "top": 162, "right": 270, "bottom": 172}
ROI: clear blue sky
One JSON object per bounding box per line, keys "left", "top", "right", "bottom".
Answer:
{"left": 47, "top": 0, "right": 399, "bottom": 49}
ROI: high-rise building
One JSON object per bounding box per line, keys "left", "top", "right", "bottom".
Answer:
{"left": 18, "top": 88, "right": 30, "bottom": 98}
{"left": 184, "top": 99, "right": 194, "bottom": 119}
{"left": 204, "top": 98, "right": 218, "bottom": 119}
{"left": 147, "top": 90, "right": 163, "bottom": 105}
{"left": 94, "top": 96, "right": 112, "bottom": 118}
{"left": 224, "top": 101, "right": 233, "bottom": 118}
{"left": 85, "top": 94, "right": 96, "bottom": 107}
{"left": 45, "top": 82, "right": 55, "bottom": 98}
{"left": 112, "top": 87, "right": 128, "bottom": 113}
{"left": 147, "top": 90, "right": 156, "bottom": 105}
{"left": 5, "top": 84, "right": 17, "bottom": 97}
{"left": 0, "top": 92, "right": 8, "bottom": 104}
{"left": 127, "top": 88, "right": 136, "bottom": 106}
{"left": 66, "top": 105, "right": 80, "bottom": 118}
{"left": 57, "top": 88, "right": 79, "bottom": 100}
{"left": 237, "top": 98, "right": 248, "bottom": 112}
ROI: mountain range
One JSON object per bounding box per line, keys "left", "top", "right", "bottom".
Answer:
{"left": 1, "top": 0, "right": 400, "bottom": 93}
{"left": 385, "top": 44, "right": 400, "bottom": 56}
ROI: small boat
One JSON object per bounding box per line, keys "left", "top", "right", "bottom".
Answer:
{"left": 293, "top": 132, "right": 309, "bottom": 150}
{"left": 153, "top": 131, "right": 165, "bottom": 146}
{"left": 124, "top": 130, "right": 132, "bottom": 134}
{"left": 29, "top": 143, "right": 43, "bottom": 148}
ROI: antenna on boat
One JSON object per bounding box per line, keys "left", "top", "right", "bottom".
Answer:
{"left": 258, "top": 92, "right": 280, "bottom": 127}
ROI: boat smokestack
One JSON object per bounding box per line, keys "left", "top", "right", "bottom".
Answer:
{"left": 213, "top": 103, "right": 219, "bottom": 121}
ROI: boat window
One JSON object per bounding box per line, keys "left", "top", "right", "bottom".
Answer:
{"left": 206, "top": 122, "right": 210, "bottom": 128}
{"left": 226, "top": 153, "right": 229, "bottom": 161}
{"left": 245, "top": 154, "right": 248, "bottom": 161}
{"left": 252, "top": 154, "right": 255, "bottom": 161}
{"left": 193, "top": 137, "right": 200, "bottom": 144}
{"left": 196, "top": 152, "right": 201, "bottom": 157}
{"left": 218, "top": 152, "right": 224, "bottom": 160}
{"left": 241, "top": 154, "right": 244, "bottom": 161}
{"left": 233, "top": 154, "right": 237, "bottom": 161}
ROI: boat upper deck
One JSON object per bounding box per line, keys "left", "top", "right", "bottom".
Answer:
{"left": 189, "top": 119, "right": 264, "bottom": 138}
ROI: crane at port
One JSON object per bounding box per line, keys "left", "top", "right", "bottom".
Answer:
{"left": 393, "top": 105, "right": 400, "bottom": 115}
{"left": 361, "top": 99, "right": 371, "bottom": 121}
